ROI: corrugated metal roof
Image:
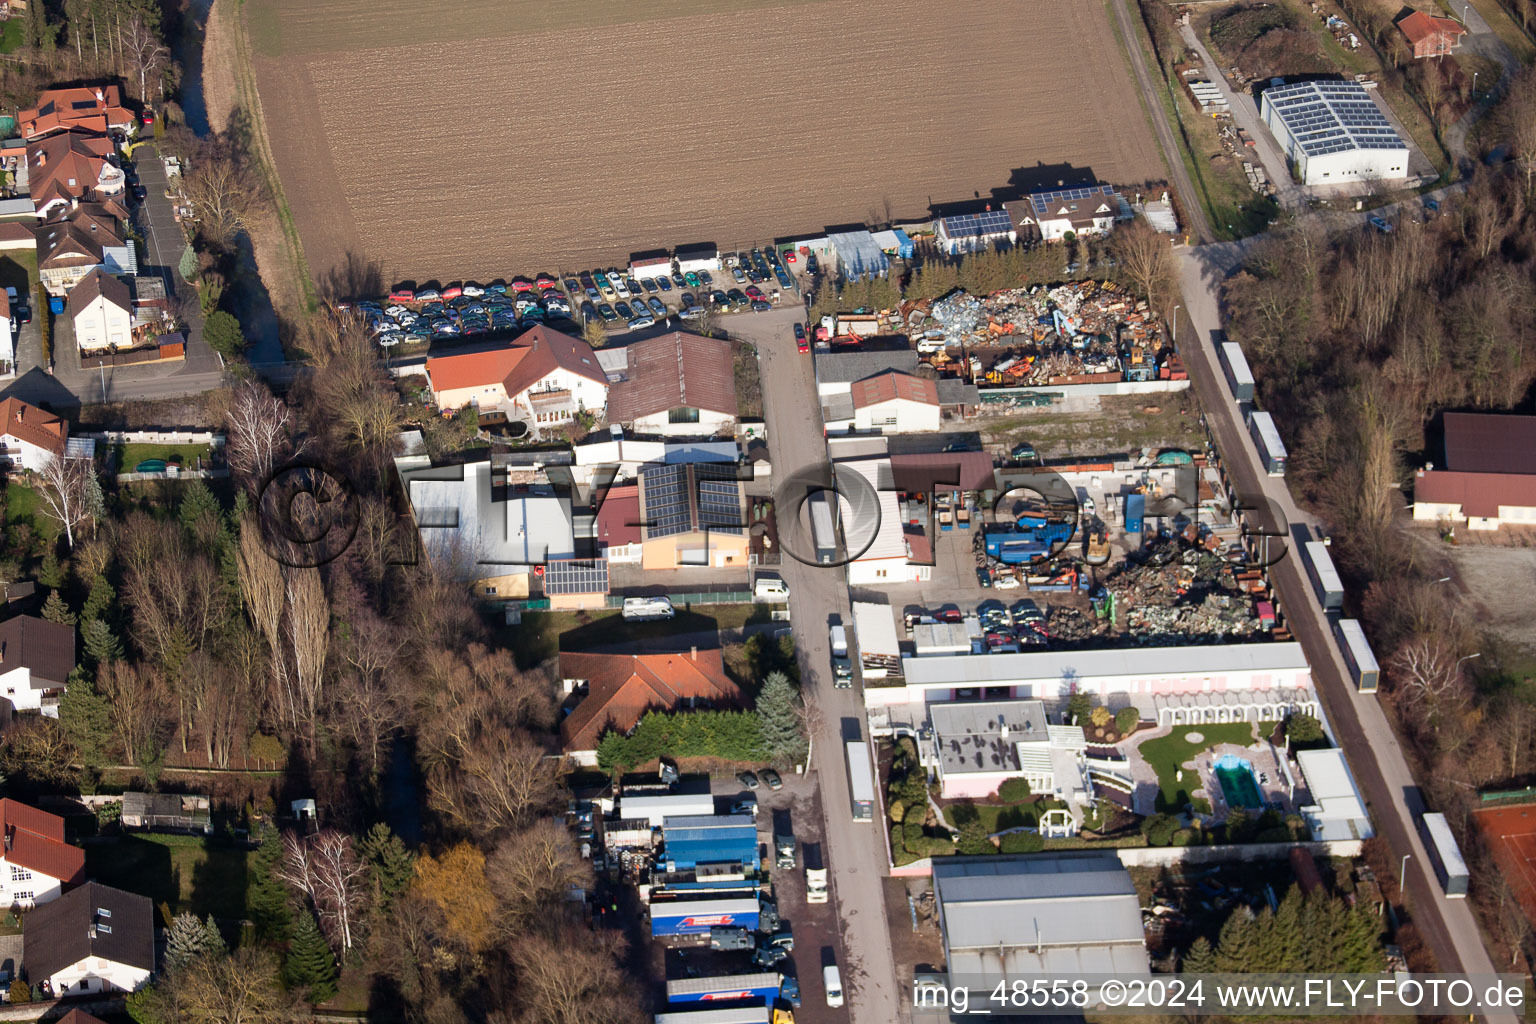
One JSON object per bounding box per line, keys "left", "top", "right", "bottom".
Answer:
{"left": 903, "top": 642, "right": 1309, "bottom": 687}
{"left": 663, "top": 814, "right": 754, "bottom": 830}
{"left": 935, "top": 854, "right": 1145, "bottom": 956}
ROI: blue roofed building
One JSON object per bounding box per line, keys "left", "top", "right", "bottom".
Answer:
{"left": 933, "top": 209, "right": 1016, "bottom": 255}
{"left": 661, "top": 814, "right": 759, "bottom": 872}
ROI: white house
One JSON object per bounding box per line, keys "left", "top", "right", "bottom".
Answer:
{"left": 424, "top": 325, "right": 608, "bottom": 436}
{"left": 67, "top": 267, "right": 132, "bottom": 352}
{"left": 629, "top": 252, "right": 673, "bottom": 280}
{"left": 0, "top": 614, "right": 76, "bottom": 717}
{"left": 1007, "top": 184, "right": 1125, "bottom": 243}
{"left": 25, "top": 882, "right": 154, "bottom": 997}
{"left": 926, "top": 699, "right": 1091, "bottom": 803}
{"left": 604, "top": 331, "right": 737, "bottom": 436}
{"left": 0, "top": 287, "right": 12, "bottom": 377}
{"left": 849, "top": 370, "right": 941, "bottom": 433}
{"left": 1261, "top": 80, "right": 1409, "bottom": 186}
{"left": 933, "top": 210, "right": 1016, "bottom": 255}
{"left": 0, "top": 398, "right": 67, "bottom": 472}
{"left": 0, "top": 799, "right": 85, "bottom": 908}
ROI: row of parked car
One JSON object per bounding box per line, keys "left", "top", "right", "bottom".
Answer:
{"left": 905, "top": 599, "right": 1051, "bottom": 652}
{"left": 347, "top": 287, "right": 575, "bottom": 344}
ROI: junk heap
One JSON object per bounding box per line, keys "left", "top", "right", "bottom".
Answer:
{"left": 1098, "top": 536, "right": 1269, "bottom": 644}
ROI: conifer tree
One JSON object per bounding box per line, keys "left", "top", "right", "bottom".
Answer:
{"left": 283, "top": 908, "right": 337, "bottom": 1003}
{"left": 1181, "top": 936, "right": 1217, "bottom": 974}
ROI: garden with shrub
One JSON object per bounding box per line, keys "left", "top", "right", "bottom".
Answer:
{"left": 1066, "top": 694, "right": 1143, "bottom": 743}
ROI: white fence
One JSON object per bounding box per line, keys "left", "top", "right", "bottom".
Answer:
{"left": 88, "top": 429, "right": 225, "bottom": 446}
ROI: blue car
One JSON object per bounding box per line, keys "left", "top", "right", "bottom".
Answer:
{"left": 656, "top": 276, "right": 672, "bottom": 292}
{"left": 646, "top": 296, "right": 666, "bottom": 317}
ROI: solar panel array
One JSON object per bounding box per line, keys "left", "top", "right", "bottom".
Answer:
{"left": 543, "top": 558, "right": 610, "bottom": 595}
{"left": 641, "top": 463, "right": 744, "bottom": 539}
{"left": 1030, "top": 184, "right": 1114, "bottom": 215}
{"left": 1265, "top": 81, "right": 1406, "bottom": 157}
{"left": 940, "top": 209, "right": 1014, "bottom": 239}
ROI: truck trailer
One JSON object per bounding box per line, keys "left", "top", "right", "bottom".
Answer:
{"left": 650, "top": 898, "right": 762, "bottom": 937}
{"left": 666, "top": 974, "right": 783, "bottom": 1005}
{"left": 1220, "top": 341, "right": 1255, "bottom": 403}
{"left": 1303, "top": 540, "right": 1344, "bottom": 612}
{"left": 656, "top": 1009, "right": 772, "bottom": 1024}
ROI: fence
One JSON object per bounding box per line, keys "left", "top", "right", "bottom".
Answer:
{"left": 504, "top": 589, "right": 758, "bottom": 613}
{"left": 87, "top": 429, "right": 225, "bottom": 446}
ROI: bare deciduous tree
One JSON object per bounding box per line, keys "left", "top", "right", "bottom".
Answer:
{"left": 34, "top": 452, "right": 100, "bottom": 549}
{"left": 121, "top": 14, "right": 167, "bottom": 101}
{"left": 487, "top": 820, "right": 594, "bottom": 929}
{"left": 499, "top": 927, "right": 646, "bottom": 1024}
{"left": 1391, "top": 634, "right": 1473, "bottom": 724}
{"left": 182, "top": 143, "right": 263, "bottom": 247}
{"left": 226, "top": 379, "right": 307, "bottom": 493}
{"left": 1113, "top": 218, "right": 1176, "bottom": 317}
{"left": 237, "top": 519, "right": 293, "bottom": 725}
{"left": 98, "top": 659, "right": 165, "bottom": 765}
{"left": 278, "top": 830, "right": 367, "bottom": 952}
{"left": 1501, "top": 65, "right": 1536, "bottom": 195}
{"left": 285, "top": 566, "right": 329, "bottom": 730}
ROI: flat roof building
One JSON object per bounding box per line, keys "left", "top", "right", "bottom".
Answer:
{"left": 1260, "top": 80, "right": 1409, "bottom": 186}
{"left": 1296, "top": 748, "right": 1374, "bottom": 841}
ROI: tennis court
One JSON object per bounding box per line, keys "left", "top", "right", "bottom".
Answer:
{"left": 1473, "top": 802, "right": 1536, "bottom": 922}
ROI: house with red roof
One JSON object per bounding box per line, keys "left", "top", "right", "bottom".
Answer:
{"left": 424, "top": 325, "right": 608, "bottom": 437}
{"left": 558, "top": 648, "right": 745, "bottom": 761}
{"left": 848, "top": 370, "right": 941, "bottom": 433}
{"left": 1412, "top": 412, "right": 1536, "bottom": 530}
{"left": 19, "top": 86, "right": 134, "bottom": 142}
{"left": 604, "top": 331, "right": 737, "bottom": 436}
{"left": 0, "top": 397, "right": 67, "bottom": 472}
{"left": 595, "top": 483, "right": 642, "bottom": 563}
{"left": 27, "top": 131, "right": 124, "bottom": 219}
{"left": 1397, "top": 10, "right": 1466, "bottom": 58}
{"left": 0, "top": 798, "right": 85, "bottom": 908}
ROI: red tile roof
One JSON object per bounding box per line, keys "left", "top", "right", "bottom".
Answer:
{"left": 1442, "top": 412, "right": 1536, "bottom": 474}
{"left": 850, "top": 370, "right": 939, "bottom": 409}
{"left": 0, "top": 798, "right": 84, "bottom": 884}
{"left": 66, "top": 267, "right": 131, "bottom": 318}
{"left": 605, "top": 331, "right": 737, "bottom": 422}
{"left": 1414, "top": 469, "right": 1536, "bottom": 519}
{"left": 0, "top": 398, "right": 66, "bottom": 456}
{"left": 426, "top": 325, "right": 605, "bottom": 400}
{"left": 27, "top": 131, "right": 115, "bottom": 209}
{"left": 19, "top": 86, "right": 131, "bottom": 141}
{"left": 1397, "top": 10, "right": 1466, "bottom": 46}
{"left": 888, "top": 450, "right": 998, "bottom": 492}
{"left": 558, "top": 649, "right": 744, "bottom": 751}
{"left": 596, "top": 483, "right": 641, "bottom": 548}
{"left": 0, "top": 614, "right": 77, "bottom": 687}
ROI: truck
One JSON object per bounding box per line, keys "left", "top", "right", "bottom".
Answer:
{"left": 709, "top": 926, "right": 755, "bottom": 951}
{"left": 845, "top": 741, "right": 875, "bottom": 821}
{"left": 774, "top": 832, "right": 796, "bottom": 869}
{"left": 655, "top": 1009, "right": 771, "bottom": 1024}
{"left": 829, "top": 624, "right": 852, "bottom": 685}
{"left": 809, "top": 489, "right": 838, "bottom": 564}
{"left": 805, "top": 868, "right": 828, "bottom": 904}
{"left": 1220, "top": 341, "right": 1255, "bottom": 403}
{"left": 623, "top": 597, "right": 675, "bottom": 621}
{"left": 666, "top": 974, "right": 783, "bottom": 1005}
{"left": 650, "top": 898, "right": 761, "bottom": 938}
{"left": 1334, "top": 618, "right": 1379, "bottom": 693}
{"left": 1247, "top": 409, "right": 1287, "bottom": 477}
{"left": 815, "top": 313, "right": 880, "bottom": 340}
{"left": 1303, "top": 540, "right": 1344, "bottom": 612}
{"left": 1420, "top": 812, "right": 1469, "bottom": 897}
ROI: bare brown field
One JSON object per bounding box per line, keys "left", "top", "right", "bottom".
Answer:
{"left": 248, "top": 0, "right": 1164, "bottom": 283}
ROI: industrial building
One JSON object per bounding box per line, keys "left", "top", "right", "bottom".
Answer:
{"left": 1413, "top": 412, "right": 1536, "bottom": 530}
{"left": 1259, "top": 80, "right": 1409, "bottom": 186}
{"left": 1295, "top": 748, "right": 1374, "bottom": 841}
{"left": 933, "top": 853, "right": 1149, "bottom": 986}
{"left": 826, "top": 230, "right": 890, "bottom": 281}
{"left": 660, "top": 814, "right": 759, "bottom": 873}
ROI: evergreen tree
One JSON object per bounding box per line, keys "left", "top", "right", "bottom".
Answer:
{"left": 359, "top": 823, "right": 415, "bottom": 908}
{"left": 756, "top": 671, "right": 807, "bottom": 765}
{"left": 1212, "top": 908, "right": 1258, "bottom": 973}
{"left": 58, "top": 674, "right": 112, "bottom": 772}
{"left": 38, "top": 550, "right": 64, "bottom": 588}
{"left": 1265, "top": 888, "right": 1305, "bottom": 972}
{"left": 81, "top": 618, "right": 122, "bottom": 666}
{"left": 81, "top": 574, "right": 115, "bottom": 622}
{"left": 248, "top": 821, "right": 292, "bottom": 943}
{"left": 283, "top": 908, "right": 337, "bottom": 1003}
{"left": 1180, "top": 935, "right": 1217, "bottom": 974}
{"left": 40, "top": 589, "right": 75, "bottom": 625}
{"left": 955, "top": 818, "right": 993, "bottom": 855}
{"left": 1066, "top": 692, "right": 1093, "bottom": 725}
{"left": 164, "top": 912, "right": 226, "bottom": 971}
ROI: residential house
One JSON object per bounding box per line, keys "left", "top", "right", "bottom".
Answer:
{"left": 0, "top": 614, "right": 75, "bottom": 717}
{"left": 0, "top": 799, "right": 85, "bottom": 908}
{"left": 27, "top": 131, "right": 124, "bottom": 219}
{"left": 0, "top": 287, "right": 12, "bottom": 377}
{"left": 37, "top": 202, "right": 133, "bottom": 297}
{"left": 68, "top": 268, "right": 133, "bottom": 352}
{"left": 23, "top": 882, "right": 154, "bottom": 997}
{"left": 605, "top": 330, "right": 738, "bottom": 436}
{"left": 1397, "top": 10, "right": 1466, "bottom": 58}
{"left": 396, "top": 455, "right": 575, "bottom": 599}
{"left": 595, "top": 483, "right": 642, "bottom": 563}
{"left": 637, "top": 460, "right": 749, "bottom": 569}
{"left": 933, "top": 209, "right": 1016, "bottom": 255}
{"left": 1007, "top": 184, "right": 1125, "bottom": 243}
{"left": 848, "top": 371, "right": 941, "bottom": 433}
{"left": 424, "top": 325, "right": 608, "bottom": 435}
{"left": 0, "top": 397, "right": 67, "bottom": 471}
{"left": 559, "top": 648, "right": 745, "bottom": 762}
{"left": 1412, "top": 412, "right": 1536, "bottom": 529}
{"left": 19, "top": 86, "right": 134, "bottom": 142}
{"left": 924, "top": 699, "right": 1090, "bottom": 802}
{"left": 0, "top": 223, "right": 35, "bottom": 252}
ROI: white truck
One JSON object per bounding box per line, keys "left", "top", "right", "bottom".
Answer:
{"left": 622, "top": 597, "right": 674, "bottom": 621}
{"left": 815, "top": 313, "right": 880, "bottom": 340}
{"left": 805, "top": 868, "right": 828, "bottom": 904}
{"left": 829, "top": 625, "right": 852, "bottom": 687}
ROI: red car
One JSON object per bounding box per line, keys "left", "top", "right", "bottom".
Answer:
{"left": 388, "top": 288, "right": 415, "bottom": 303}
{"left": 140, "top": 109, "right": 155, "bottom": 127}
{"left": 794, "top": 323, "right": 808, "bottom": 353}
{"left": 510, "top": 278, "right": 536, "bottom": 293}
{"left": 745, "top": 285, "right": 765, "bottom": 301}
{"left": 535, "top": 274, "right": 559, "bottom": 290}
{"left": 440, "top": 285, "right": 463, "bottom": 301}
{"left": 783, "top": 250, "right": 797, "bottom": 263}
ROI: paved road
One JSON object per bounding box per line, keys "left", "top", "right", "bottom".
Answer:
{"left": 735, "top": 306, "right": 903, "bottom": 1024}
{"left": 1109, "top": 0, "right": 1215, "bottom": 243}
{"left": 1445, "top": 2, "right": 1520, "bottom": 170}
{"left": 1177, "top": 245, "right": 1514, "bottom": 1023}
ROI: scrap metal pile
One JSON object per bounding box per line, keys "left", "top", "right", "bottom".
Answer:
{"left": 1100, "top": 537, "right": 1268, "bottom": 643}
{"left": 903, "top": 282, "right": 1168, "bottom": 387}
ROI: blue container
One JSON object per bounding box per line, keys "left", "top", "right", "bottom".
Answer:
{"left": 1125, "top": 493, "right": 1146, "bottom": 534}
{"left": 49, "top": 295, "right": 64, "bottom": 315}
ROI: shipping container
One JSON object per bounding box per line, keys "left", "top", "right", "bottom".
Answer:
{"left": 1303, "top": 540, "right": 1344, "bottom": 611}
{"left": 666, "top": 974, "right": 782, "bottom": 1005}
{"left": 810, "top": 489, "right": 838, "bottom": 564}
{"left": 1124, "top": 492, "right": 1146, "bottom": 534}
{"left": 1334, "top": 618, "right": 1379, "bottom": 692}
{"left": 1247, "top": 410, "right": 1287, "bottom": 476}
{"left": 1420, "top": 812, "right": 1469, "bottom": 898}
{"left": 656, "top": 1007, "right": 771, "bottom": 1024}
{"left": 1220, "top": 341, "right": 1255, "bottom": 402}
{"left": 846, "top": 741, "right": 875, "bottom": 821}
{"left": 650, "top": 898, "right": 761, "bottom": 937}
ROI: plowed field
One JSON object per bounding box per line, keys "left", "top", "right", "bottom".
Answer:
{"left": 248, "top": 0, "right": 1164, "bottom": 283}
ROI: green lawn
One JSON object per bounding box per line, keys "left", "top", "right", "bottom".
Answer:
{"left": 116, "top": 442, "right": 214, "bottom": 471}
{"left": 943, "top": 798, "right": 1067, "bottom": 834}
{"left": 0, "top": 19, "right": 22, "bottom": 54}
{"left": 500, "top": 603, "right": 774, "bottom": 669}
{"left": 1138, "top": 723, "right": 1260, "bottom": 812}
{"left": 84, "top": 834, "right": 249, "bottom": 922}
{"left": 4, "top": 481, "right": 60, "bottom": 541}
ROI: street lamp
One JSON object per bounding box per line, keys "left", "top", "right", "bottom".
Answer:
{"left": 1172, "top": 304, "right": 1181, "bottom": 348}
{"left": 1456, "top": 652, "right": 1482, "bottom": 670}
{"left": 1431, "top": 576, "right": 1452, "bottom": 584}
{"left": 1472, "top": 71, "right": 1479, "bottom": 99}
{"left": 1400, "top": 853, "right": 1411, "bottom": 893}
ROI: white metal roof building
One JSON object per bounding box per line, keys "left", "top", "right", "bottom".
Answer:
{"left": 1260, "top": 80, "right": 1409, "bottom": 185}
{"left": 835, "top": 458, "right": 919, "bottom": 585}
{"left": 1295, "top": 748, "right": 1374, "bottom": 841}
{"left": 934, "top": 853, "right": 1150, "bottom": 981}
{"left": 826, "top": 230, "right": 890, "bottom": 281}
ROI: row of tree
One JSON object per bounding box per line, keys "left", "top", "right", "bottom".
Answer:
{"left": 1180, "top": 887, "right": 1385, "bottom": 974}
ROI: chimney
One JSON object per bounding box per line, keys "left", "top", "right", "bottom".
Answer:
{"left": 690, "top": 646, "right": 697, "bottom": 661}
{"left": 1057, "top": 179, "right": 1064, "bottom": 187}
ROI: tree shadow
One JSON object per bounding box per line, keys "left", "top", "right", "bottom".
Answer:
{"left": 321, "top": 250, "right": 386, "bottom": 304}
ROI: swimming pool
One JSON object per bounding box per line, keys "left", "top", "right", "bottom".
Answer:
{"left": 1213, "top": 754, "right": 1263, "bottom": 810}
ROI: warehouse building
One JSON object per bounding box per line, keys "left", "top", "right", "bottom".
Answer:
{"left": 933, "top": 853, "right": 1149, "bottom": 987}
{"left": 826, "top": 229, "right": 890, "bottom": 281}
{"left": 661, "top": 814, "right": 759, "bottom": 873}
{"left": 1295, "top": 748, "right": 1374, "bottom": 841}
{"left": 1413, "top": 412, "right": 1536, "bottom": 529}
{"left": 1260, "top": 80, "right": 1409, "bottom": 186}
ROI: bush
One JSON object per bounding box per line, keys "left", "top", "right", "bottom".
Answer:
{"left": 999, "top": 830, "right": 1044, "bottom": 854}
{"left": 596, "top": 709, "right": 769, "bottom": 770}
{"left": 1066, "top": 692, "right": 1093, "bottom": 725}
{"left": 1116, "top": 707, "right": 1140, "bottom": 734}
{"left": 1090, "top": 705, "right": 1112, "bottom": 728}
{"left": 1285, "top": 713, "right": 1324, "bottom": 744}
{"left": 956, "top": 818, "right": 993, "bottom": 855}
{"left": 204, "top": 310, "right": 246, "bottom": 360}
{"left": 1171, "top": 828, "right": 1195, "bottom": 846}
{"left": 1141, "top": 813, "right": 1179, "bottom": 847}
{"left": 997, "top": 777, "right": 1032, "bottom": 802}
{"left": 1254, "top": 826, "right": 1294, "bottom": 844}
{"left": 888, "top": 800, "right": 905, "bottom": 823}
{"left": 902, "top": 818, "right": 925, "bottom": 848}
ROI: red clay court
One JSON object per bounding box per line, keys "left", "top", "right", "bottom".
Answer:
{"left": 1473, "top": 802, "right": 1536, "bottom": 921}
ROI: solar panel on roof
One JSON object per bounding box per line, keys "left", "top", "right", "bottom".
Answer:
{"left": 543, "top": 558, "right": 610, "bottom": 595}
{"left": 641, "top": 463, "right": 744, "bottom": 538}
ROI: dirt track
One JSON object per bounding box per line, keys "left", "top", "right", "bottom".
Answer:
{"left": 251, "top": 0, "right": 1164, "bottom": 283}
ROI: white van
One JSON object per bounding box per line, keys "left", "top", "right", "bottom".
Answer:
{"left": 622, "top": 597, "right": 674, "bottom": 621}
{"left": 753, "top": 577, "right": 789, "bottom": 601}
{"left": 823, "top": 965, "right": 844, "bottom": 1008}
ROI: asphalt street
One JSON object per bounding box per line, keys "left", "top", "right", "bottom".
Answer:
{"left": 733, "top": 306, "right": 903, "bottom": 1024}
{"left": 1177, "top": 245, "right": 1515, "bottom": 1024}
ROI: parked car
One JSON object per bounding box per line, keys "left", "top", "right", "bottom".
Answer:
{"left": 782, "top": 249, "right": 797, "bottom": 263}
{"left": 642, "top": 296, "right": 664, "bottom": 317}
{"left": 780, "top": 977, "right": 801, "bottom": 1009}
{"left": 613, "top": 279, "right": 631, "bottom": 299}
{"left": 1011, "top": 441, "right": 1039, "bottom": 462}
{"left": 976, "top": 566, "right": 992, "bottom": 588}
{"left": 679, "top": 292, "right": 697, "bottom": 309}
{"left": 580, "top": 301, "right": 598, "bottom": 321}
{"left": 698, "top": 270, "right": 713, "bottom": 286}
{"left": 628, "top": 315, "right": 655, "bottom": 329}
{"left": 745, "top": 285, "right": 766, "bottom": 301}
{"left": 598, "top": 303, "right": 618, "bottom": 322}
{"left": 535, "top": 274, "right": 559, "bottom": 290}
{"left": 710, "top": 289, "right": 730, "bottom": 307}
{"left": 761, "top": 768, "right": 783, "bottom": 789}
{"left": 736, "top": 771, "right": 760, "bottom": 790}
{"left": 992, "top": 574, "right": 1020, "bottom": 590}
{"left": 671, "top": 272, "right": 687, "bottom": 288}
{"left": 752, "top": 946, "right": 789, "bottom": 969}
{"left": 640, "top": 277, "right": 658, "bottom": 293}
{"left": 765, "top": 928, "right": 794, "bottom": 951}
{"left": 684, "top": 271, "right": 701, "bottom": 288}
{"left": 727, "top": 288, "right": 749, "bottom": 308}
{"left": 751, "top": 300, "right": 772, "bottom": 312}
{"left": 461, "top": 283, "right": 485, "bottom": 298}
{"left": 416, "top": 289, "right": 441, "bottom": 302}
{"left": 1368, "top": 215, "right": 1393, "bottom": 234}
{"left": 732, "top": 266, "right": 747, "bottom": 283}
{"left": 656, "top": 276, "right": 672, "bottom": 292}
{"left": 807, "top": 253, "right": 819, "bottom": 274}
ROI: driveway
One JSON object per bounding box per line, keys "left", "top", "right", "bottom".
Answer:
{"left": 1445, "top": 3, "right": 1521, "bottom": 168}
{"left": 742, "top": 304, "right": 904, "bottom": 1024}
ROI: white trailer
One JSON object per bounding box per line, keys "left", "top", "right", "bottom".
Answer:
{"left": 1420, "top": 812, "right": 1469, "bottom": 897}
{"left": 1334, "top": 618, "right": 1379, "bottom": 692}
{"left": 1220, "top": 341, "right": 1255, "bottom": 402}
{"left": 1303, "top": 540, "right": 1344, "bottom": 611}
{"left": 1247, "top": 410, "right": 1287, "bottom": 476}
